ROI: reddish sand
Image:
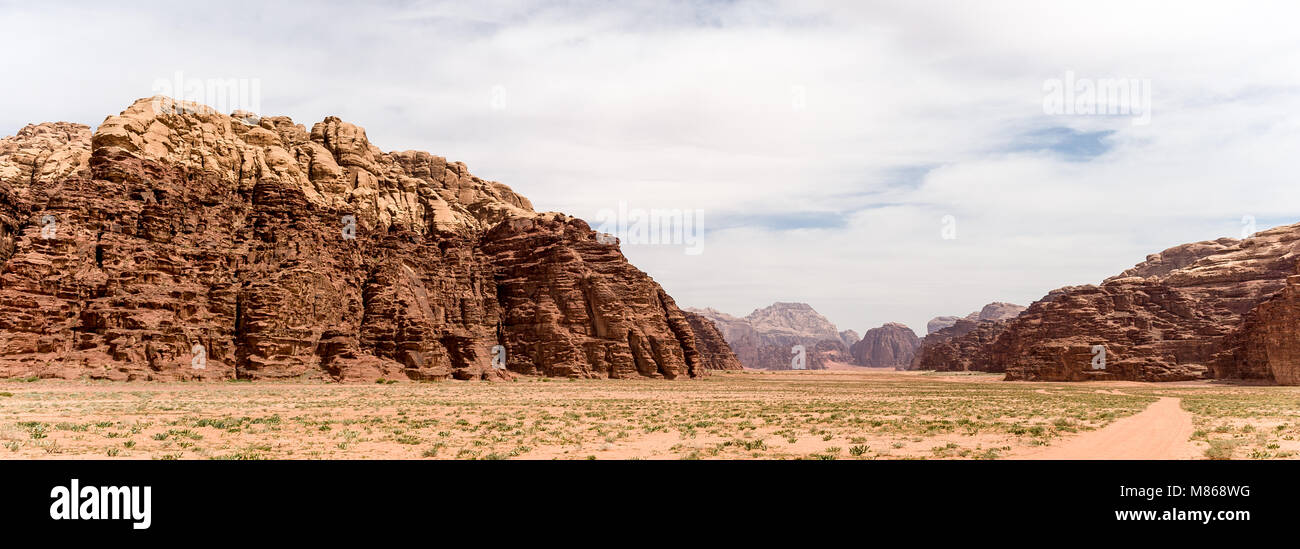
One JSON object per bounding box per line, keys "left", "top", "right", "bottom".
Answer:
{"left": 1012, "top": 397, "right": 1199, "bottom": 460}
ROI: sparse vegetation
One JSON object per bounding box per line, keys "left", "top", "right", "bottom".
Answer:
{"left": 0, "top": 371, "right": 1296, "bottom": 459}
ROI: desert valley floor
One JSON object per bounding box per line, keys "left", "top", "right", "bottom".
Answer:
{"left": 2, "top": 366, "right": 1298, "bottom": 460}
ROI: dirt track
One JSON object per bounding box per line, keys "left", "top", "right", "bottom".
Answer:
{"left": 1013, "top": 397, "right": 1199, "bottom": 460}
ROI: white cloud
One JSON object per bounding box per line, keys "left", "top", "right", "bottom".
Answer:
{"left": 3, "top": 0, "right": 1299, "bottom": 335}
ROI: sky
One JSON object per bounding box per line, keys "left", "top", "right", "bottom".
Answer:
{"left": 2, "top": 0, "right": 1299, "bottom": 336}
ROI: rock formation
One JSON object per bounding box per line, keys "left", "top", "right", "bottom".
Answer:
{"left": 838, "top": 329, "right": 860, "bottom": 348}
{"left": 926, "top": 302, "right": 1025, "bottom": 334}
{"left": 849, "top": 323, "right": 919, "bottom": 368}
{"left": 683, "top": 312, "right": 745, "bottom": 372}
{"left": 997, "top": 229, "right": 1300, "bottom": 381}
{"left": 1212, "top": 266, "right": 1300, "bottom": 385}
{"left": 910, "top": 319, "right": 1008, "bottom": 372}
{"left": 912, "top": 302, "right": 1024, "bottom": 372}
{"left": 976, "top": 302, "right": 1026, "bottom": 322}
{"left": 685, "top": 302, "right": 849, "bottom": 369}
{"left": 0, "top": 97, "right": 737, "bottom": 381}
{"left": 926, "top": 316, "right": 964, "bottom": 335}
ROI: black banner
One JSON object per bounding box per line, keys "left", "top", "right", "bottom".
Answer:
{"left": 0, "top": 460, "right": 1273, "bottom": 539}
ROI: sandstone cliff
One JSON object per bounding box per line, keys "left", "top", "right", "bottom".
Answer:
{"left": 927, "top": 316, "right": 964, "bottom": 335}
{"left": 926, "top": 302, "right": 1025, "bottom": 334}
{"left": 997, "top": 229, "right": 1300, "bottom": 381}
{"left": 682, "top": 311, "right": 745, "bottom": 372}
{"left": 0, "top": 97, "right": 732, "bottom": 381}
{"left": 910, "top": 319, "right": 1009, "bottom": 372}
{"left": 912, "top": 302, "right": 1024, "bottom": 372}
{"left": 1212, "top": 266, "right": 1300, "bottom": 385}
{"left": 849, "top": 323, "right": 920, "bottom": 368}
{"left": 976, "top": 302, "right": 1026, "bottom": 322}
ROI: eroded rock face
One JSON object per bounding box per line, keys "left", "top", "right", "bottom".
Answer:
{"left": 927, "top": 316, "right": 963, "bottom": 335}
{"left": 850, "top": 323, "right": 919, "bottom": 368}
{"left": 997, "top": 230, "right": 1300, "bottom": 381}
{"left": 1213, "top": 270, "right": 1300, "bottom": 385}
{"left": 912, "top": 302, "right": 1024, "bottom": 372}
{"left": 910, "top": 319, "right": 1008, "bottom": 372}
{"left": 976, "top": 302, "right": 1026, "bottom": 322}
{"left": 685, "top": 302, "right": 847, "bottom": 369}
{"left": 926, "top": 302, "right": 1024, "bottom": 335}
{"left": 0, "top": 123, "right": 92, "bottom": 265}
{"left": 683, "top": 312, "right": 744, "bottom": 372}
{"left": 482, "top": 215, "right": 714, "bottom": 379}
{"left": 0, "top": 97, "right": 728, "bottom": 381}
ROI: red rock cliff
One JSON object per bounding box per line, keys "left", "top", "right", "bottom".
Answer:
{"left": 0, "top": 97, "right": 729, "bottom": 381}
{"left": 1212, "top": 266, "right": 1300, "bottom": 385}
{"left": 996, "top": 229, "right": 1300, "bottom": 381}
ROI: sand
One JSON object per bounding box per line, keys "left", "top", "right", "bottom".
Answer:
{"left": 1, "top": 369, "right": 1294, "bottom": 459}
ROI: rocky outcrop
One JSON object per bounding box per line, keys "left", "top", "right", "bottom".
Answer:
{"left": 976, "top": 302, "right": 1026, "bottom": 322}
{"left": 927, "top": 316, "right": 964, "bottom": 334}
{"left": 839, "top": 329, "right": 860, "bottom": 348}
{"left": 925, "top": 302, "right": 1024, "bottom": 334}
{"left": 0, "top": 97, "right": 730, "bottom": 381}
{"left": 685, "top": 302, "right": 848, "bottom": 369}
{"left": 850, "top": 323, "right": 919, "bottom": 368}
{"left": 0, "top": 123, "right": 92, "bottom": 265}
{"left": 912, "top": 302, "right": 1024, "bottom": 372}
{"left": 1212, "top": 268, "right": 1300, "bottom": 384}
{"left": 683, "top": 312, "right": 744, "bottom": 371}
{"left": 998, "top": 230, "right": 1300, "bottom": 381}
{"left": 910, "top": 319, "right": 1009, "bottom": 372}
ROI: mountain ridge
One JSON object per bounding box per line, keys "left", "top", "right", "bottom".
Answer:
{"left": 0, "top": 97, "right": 740, "bottom": 381}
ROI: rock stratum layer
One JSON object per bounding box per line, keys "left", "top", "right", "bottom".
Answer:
{"left": 911, "top": 302, "right": 1024, "bottom": 372}
{"left": 997, "top": 230, "right": 1300, "bottom": 382}
{"left": 1212, "top": 266, "right": 1300, "bottom": 385}
{"left": 913, "top": 228, "right": 1300, "bottom": 383}
{"left": 911, "top": 318, "right": 1009, "bottom": 372}
{"left": 925, "top": 302, "right": 1025, "bottom": 334}
{"left": 685, "top": 302, "right": 849, "bottom": 369}
{"left": 0, "top": 97, "right": 739, "bottom": 381}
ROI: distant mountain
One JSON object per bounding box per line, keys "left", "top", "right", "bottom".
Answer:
{"left": 850, "top": 323, "right": 920, "bottom": 368}
{"left": 925, "top": 302, "right": 1026, "bottom": 334}
{"left": 838, "top": 330, "right": 861, "bottom": 348}
{"left": 685, "top": 303, "right": 850, "bottom": 370}
{"left": 926, "top": 316, "right": 965, "bottom": 335}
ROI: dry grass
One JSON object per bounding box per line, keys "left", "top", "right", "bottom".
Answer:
{"left": 0, "top": 369, "right": 1294, "bottom": 460}
{"left": 1144, "top": 385, "right": 1300, "bottom": 459}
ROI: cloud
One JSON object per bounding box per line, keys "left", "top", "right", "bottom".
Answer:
{"left": 2, "top": 0, "right": 1299, "bottom": 335}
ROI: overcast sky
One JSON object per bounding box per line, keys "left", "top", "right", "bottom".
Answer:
{"left": 3, "top": 0, "right": 1299, "bottom": 335}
